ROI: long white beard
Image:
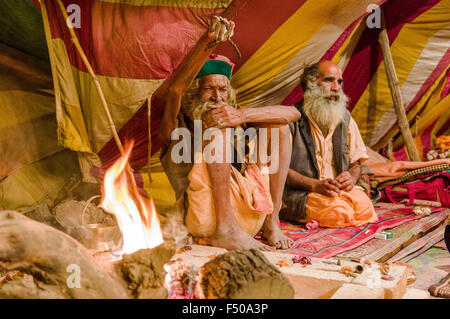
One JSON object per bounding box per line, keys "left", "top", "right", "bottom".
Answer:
{"left": 191, "top": 99, "right": 216, "bottom": 121}
{"left": 303, "top": 83, "right": 348, "bottom": 136}
{"left": 181, "top": 95, "right": 215, "bottom": 121}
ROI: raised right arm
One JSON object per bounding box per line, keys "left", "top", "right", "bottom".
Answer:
{"left": 157, "top": 17, "right": 235, "bottom": 148}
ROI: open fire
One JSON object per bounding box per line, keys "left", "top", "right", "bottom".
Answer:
{"left": 99, "top": 141, "right": 163, "bottom": 257}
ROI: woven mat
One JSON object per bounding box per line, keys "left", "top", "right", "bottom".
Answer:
{"left": 278, "top": 206, "right": 446, "bottom": 258}
{"left": 387, "top": 225, "right": 446, "bottom": 263}
{"left": 434, "top": 240, "right": 448, "bottom": 249}
{"left": 377, "top": 163, "right": 450, "bottom": 188}
{"left": 336, "top": 209, "right": 449, "bottom": 262}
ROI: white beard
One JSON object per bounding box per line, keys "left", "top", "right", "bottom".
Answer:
{"left": 181, "top": 95, "right": 215, "bottom": 121}
{"left": 303, "top": 83, "right": 348, "bottom": 136}
{"left": 190, "top": 98, "right": 216, "bottom": 121}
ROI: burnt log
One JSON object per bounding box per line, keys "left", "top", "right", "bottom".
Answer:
{"left": 22, "top": 204, "right": 62, "bottom": 230}
{"left": 195, "top": 249, "right": 294, "bottom": 299}
{"left": 0, "top": 211, "right": 127, "bottom": 298}
{"left": 119, "top": 240, "right": 176, "bottom": 299}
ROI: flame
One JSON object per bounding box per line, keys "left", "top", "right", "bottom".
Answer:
{"left": 100, "top": 141, "right": 163, "bottom": 256}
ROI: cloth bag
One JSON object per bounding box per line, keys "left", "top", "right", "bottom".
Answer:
{"left": 381, "top": 172, "right": 450, "bottom": 207}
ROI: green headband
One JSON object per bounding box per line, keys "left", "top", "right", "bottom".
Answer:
{"left": 195, "top": 59, "right": 234, "bottom": 80}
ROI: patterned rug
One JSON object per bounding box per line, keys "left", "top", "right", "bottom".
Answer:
{"left": 280, "top": 206, "right": 447, "bottom": 258}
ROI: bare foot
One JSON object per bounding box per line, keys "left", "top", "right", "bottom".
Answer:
{"left": 210, "top": 227, "right": 275, "bottom": 251}
{"left": 262, "top": 215, "right": 293, "bottom": 250}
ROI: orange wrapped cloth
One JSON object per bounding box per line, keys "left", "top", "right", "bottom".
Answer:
{"left": 185, "top": 160, "right": 273, "bottom": 238}
{"left": 303, "top": 188, "right": 378, "bottom": 228}
{"left": 299, "top": 114, "right": 378, "bottom": 228}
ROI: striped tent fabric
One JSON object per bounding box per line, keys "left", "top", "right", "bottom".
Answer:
{"left": 38, "top": 0, "right": 229, "bottom": 169}
{"left": 33, "top": 0, "right": 449, "bottom": 207}
{"left": 218, "top": 0, "right": 450, "bottom": 161}
{"left": 0, "top": 0, "right": 82, "bottom": 211}
{"left": 37, "top": 0, "right": 231, "bottom": 207}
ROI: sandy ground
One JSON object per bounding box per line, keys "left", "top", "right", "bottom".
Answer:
{"left": 407, "top": 243, "right": 449, "bottom": 298}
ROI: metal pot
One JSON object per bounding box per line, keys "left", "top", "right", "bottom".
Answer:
{"left": 81, "top": 223, "right": 122, "bottom": 251}
{"left": 80, "top": 195, "right": 122, "bottom": 252}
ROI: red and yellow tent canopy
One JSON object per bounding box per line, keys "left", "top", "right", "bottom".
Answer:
{"left": 0, "top": 0, "right": 448, "bottom": 210}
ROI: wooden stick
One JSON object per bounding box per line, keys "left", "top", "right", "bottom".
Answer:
{"left": 378, "top": 8, "right": 421, "bottom": 161}
{"left": 147, "top": 95, "right": 153, "bottom": 184}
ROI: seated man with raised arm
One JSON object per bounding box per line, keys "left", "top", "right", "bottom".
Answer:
{"left": 281, "top": 61, "right": 378, "bottom": 228}
{"left": 158, "top": 16, "right": 300, "bottom": 250}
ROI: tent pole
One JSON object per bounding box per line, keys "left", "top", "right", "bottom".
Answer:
{"left": 378, "top": 8, "right": 421, "bottom": 161}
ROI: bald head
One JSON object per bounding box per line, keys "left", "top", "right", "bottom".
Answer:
{"left": 318, "top": 61, "right": 341, "bottom": 78}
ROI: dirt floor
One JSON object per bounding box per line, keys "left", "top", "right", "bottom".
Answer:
{"left": 407, "top": 244, "right": 449, "bottom": 297}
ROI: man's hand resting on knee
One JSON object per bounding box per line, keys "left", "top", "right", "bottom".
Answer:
{"left": 335, "top": 171, "right": 356, "bottom": 192}
{"left": 312, "top": 178, "right": 341, "bottom": 197}
{"left": 334, "top": 162, "right": 361, "bottom": 192}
